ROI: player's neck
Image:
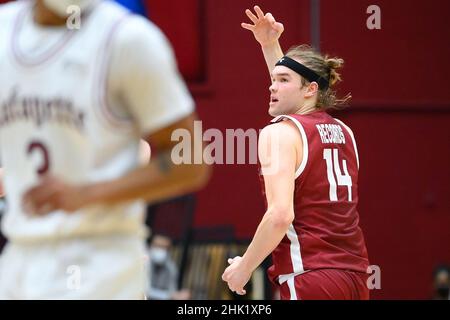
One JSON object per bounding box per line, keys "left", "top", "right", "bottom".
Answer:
{"left": 295, "top": 103, "right": 317, "bottom": 116}
{"left": 33, "top": 1, "right": 67, "bottom": 27}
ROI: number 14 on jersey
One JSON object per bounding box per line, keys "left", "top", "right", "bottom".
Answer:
{"left": 323, "top": 148, "right": 353, "bottom": 202}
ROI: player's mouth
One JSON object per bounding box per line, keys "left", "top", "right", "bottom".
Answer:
{"left": 270, "top": 96, "right": 279, "bottom": 105}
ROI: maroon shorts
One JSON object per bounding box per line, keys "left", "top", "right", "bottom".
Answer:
{"left": 279, "top": 269, "right": 369, "bottom": 300}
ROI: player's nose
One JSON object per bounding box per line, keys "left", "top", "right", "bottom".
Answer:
{"left": 269, "top": 82, "right": 277, "bottom": 93}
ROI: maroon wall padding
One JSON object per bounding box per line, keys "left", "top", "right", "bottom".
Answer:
{"left": 321, "top": 0, "right": 450, "bottom": 109}
{"left": 144, "top": 0, "right": 203, "bottom": 82}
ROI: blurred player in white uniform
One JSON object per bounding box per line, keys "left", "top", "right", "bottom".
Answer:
{"left": 0, "top": 0, "right": 210, "bottom": 299}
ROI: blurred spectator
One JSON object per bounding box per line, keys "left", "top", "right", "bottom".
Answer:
{"left": 432, "top": 265, "right": 450, "bottom": 300}
{"left": 146, "top": 234, "right": 190, "bottom": 300}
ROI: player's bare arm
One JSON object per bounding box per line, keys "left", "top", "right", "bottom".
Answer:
{"left": 222, "top": 120, "right": 301, "bottom": 294}
{"left": 23, "top": 112, "right": 210, "bottom": 215}
{"left": 83, "top": 112, "right": 210, "bottom": 206}
{"left": 242, "top": 5, "right": 284, "bottom": 74}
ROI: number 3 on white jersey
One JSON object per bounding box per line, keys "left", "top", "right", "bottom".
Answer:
{"left": 323, "top": 148, "right": 352, "bottom": 202}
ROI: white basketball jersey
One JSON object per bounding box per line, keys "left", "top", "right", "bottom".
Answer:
{"left": 0, "top": 1, "right": 193, "bottom": 242}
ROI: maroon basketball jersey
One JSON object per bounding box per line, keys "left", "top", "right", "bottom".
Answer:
{"left": 260, "top": 111, "right": 369, "bottom": 284}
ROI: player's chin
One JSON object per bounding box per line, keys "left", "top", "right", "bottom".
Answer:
{"left": 268, "top": 104, "right": 283, "bottom": 117}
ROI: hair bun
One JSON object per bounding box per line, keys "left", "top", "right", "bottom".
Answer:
{"left": 325, "top": 57, "right": 344, "bottom": 87}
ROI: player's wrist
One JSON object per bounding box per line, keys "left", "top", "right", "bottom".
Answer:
{"left": 240, "top": 255, "right": 256, "bottom": 275}
{"left": 260, "top": 40, "right": 280, "bottom": 49}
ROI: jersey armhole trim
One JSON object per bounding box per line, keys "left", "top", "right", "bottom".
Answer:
{"left": 334, "top": 118, "right": 360, "bottom": 170}
{"left": 271, "top": 115, "right": 309, "bottom": 179}
{"left": 94, "top": 13, "right": 135, "bottom": 131}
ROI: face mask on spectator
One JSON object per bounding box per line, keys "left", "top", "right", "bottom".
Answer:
{"left": 150, "top": 248, "right": 168, "bottom": 264}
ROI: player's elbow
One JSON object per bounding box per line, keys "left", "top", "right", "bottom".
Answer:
{"left": 268, "top": 206, "right": 294, "bottom": 229}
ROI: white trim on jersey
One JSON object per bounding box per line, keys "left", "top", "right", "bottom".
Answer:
{"left": 10, "top": 3, "right": 77, "bottom": 68}
{"left": 287, "top": 277, "right": 298, "bottom": 300}
{"left": 95, "top": 13, "right": 135, "bottom": 130}
{"left": 334, "top": 118, "right": 360, "bottom": 170}
{"left": 270, "top": 115, "right": 306, "bottom": 277}
{"left": 271, "top": 115, "right": 309, "bottom": 179}
{"left": 287, "top": 223, "right": 305, "bottom": 274}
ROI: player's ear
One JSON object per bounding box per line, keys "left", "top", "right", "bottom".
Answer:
{"left": 304, "top": 82, "right": 319, "bottom": 98}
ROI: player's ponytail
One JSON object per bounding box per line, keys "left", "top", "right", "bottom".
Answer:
{"left": 325, "top": 56, "right": 344, "bottom": 87}
{"left": 286, "top": 45, "right": 351, "bottom": 110}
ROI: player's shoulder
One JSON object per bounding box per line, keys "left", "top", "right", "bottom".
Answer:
{"left": 86, "top": 1, "right": 172, "bottom": 59}
{"left": 0, "top": 0, "right": 26, "bottom": 21}
{"left": 267, "top": 115, "right": 304, "bottom": 134}
{"left": 260, "top": 118, "right": 300, "bottom": 144}
{"left": 110, "top": 11, "right": 171, "bottom": 57}
{"left": 93, "top": 1, "right": 158, "bottom": 35}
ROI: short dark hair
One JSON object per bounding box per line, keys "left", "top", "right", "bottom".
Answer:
{"left": 433, "top": 264, "right": 450, "bottom": 278}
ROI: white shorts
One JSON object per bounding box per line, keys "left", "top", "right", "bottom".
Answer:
{"left": 0, "top": 235, "right": 147, "bottom": 299}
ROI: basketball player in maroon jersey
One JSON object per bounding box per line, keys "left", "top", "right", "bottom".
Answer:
{"left": 222, "top": 6, "right": 369, "bottom": 300}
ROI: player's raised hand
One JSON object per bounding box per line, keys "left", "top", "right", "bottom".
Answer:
{"left": 241, "top": 5, "right": 284, "bottom": 47}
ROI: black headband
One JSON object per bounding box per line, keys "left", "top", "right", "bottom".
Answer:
{"left": 275, "top": 56, "right": 329, "bottom": 90}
